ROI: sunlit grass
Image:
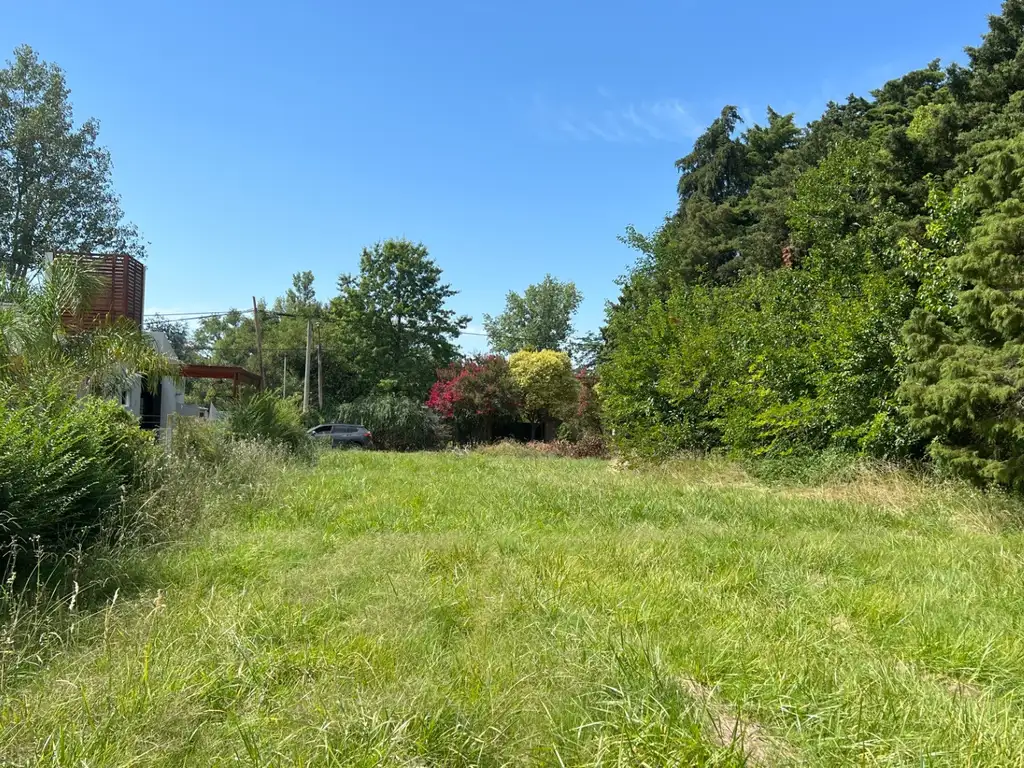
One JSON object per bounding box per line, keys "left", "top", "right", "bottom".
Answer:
{"left": 2, "top": 451, "right": 1024, "bottom": 765}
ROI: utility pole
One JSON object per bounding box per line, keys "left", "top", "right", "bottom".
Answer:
{"left": 317, "top": 339, "right": 324, "bottom": 411}
{"left": 252, "top": 297, "right": 266, "bottom": 391}
{"left": 302, "top": 318, "right": 312, "bottom": 413}
{"left": 282, "top": 355, "right": 287, "bottom": 398}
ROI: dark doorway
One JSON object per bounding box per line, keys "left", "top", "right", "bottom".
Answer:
{"left": 140, "top": 376, "right": 162, "bottom": 431}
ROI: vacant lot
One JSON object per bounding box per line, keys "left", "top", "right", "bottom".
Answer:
{"left": 3, "top": 451, "right": 1024, "bottom": 766}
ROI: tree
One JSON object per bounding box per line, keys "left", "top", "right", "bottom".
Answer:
{"left": 597, "top": 0, "right": 1024, "bottom": 468}
{"left": 676, "top": 106, "right": 751, "bottom": 204}
{"left": 483, "top": 275, "right": 583, "bottom": 354}
{"left": 569, "top": 330, "right": 605, "bottom": 371}
{"left": 145, "top": 315, "right": 197, "bottom": 363}
{"left": 330, "top": 239, "right": 470, "bottom": 398}
{"left": 508, "top": 350, "right": 578, "bottom": 439}
{"left": 902, "top": 136, "right": 1024, "bottom": 488}
{"left": 275, "top": 270, "right": 319, "bottom": 316}
{"left": 0, "top": 46, "right": 143, "bottom": 279}
{"left": 0, "top": 257, "right": 174, "bottom": 395}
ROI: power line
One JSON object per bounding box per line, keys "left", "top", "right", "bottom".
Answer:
{"left": 144, "top": 309, "right": 251, "bottom": 318}
{"left": 144, "top": 309, "right": 310, "bottom": 320}
{"left": 148, "top": 309, "right": 489, "bottom": 337}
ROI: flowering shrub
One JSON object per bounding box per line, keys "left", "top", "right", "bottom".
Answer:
{"left": 426, "top": 355, "right": 520, "bottom": 443}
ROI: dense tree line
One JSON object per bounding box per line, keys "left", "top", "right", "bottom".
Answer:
{"left": 175, "top": 242, "right": 593, "bottom": 445}
{"left": 164, "top": 239, "right": 468, "bottom": 411}
{"left": 600, "top": 0, "right": 1024, "bottom": 487}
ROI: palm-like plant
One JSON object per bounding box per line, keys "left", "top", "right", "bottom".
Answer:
{"left": 0, "top": 257, "right": 177, "bottom": 395}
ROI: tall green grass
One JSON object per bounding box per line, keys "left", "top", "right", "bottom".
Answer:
{"left": 227, "top": 392, "right": 310, "bottom": 454}
{"left": 0, "top": 417, "right": 310, "bottom": 698}
{"left": 2, "top": 452, "right": 1024, "bottom": 765}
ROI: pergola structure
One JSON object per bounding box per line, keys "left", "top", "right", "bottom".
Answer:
{"left": 180, "top": 363, "right": 261, "bottom": 397}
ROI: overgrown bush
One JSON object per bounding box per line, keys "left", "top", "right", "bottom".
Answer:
{"left": 337, "top": 393, "right": 448, "bottom": 451}
{"left": 0, "top": 378, "right": 156, "bottom": 550}
{"left": 552, "top": 434, "right": 609, "bottom": 459}
{"left": 602, "top": 231, "right": 915, "bottom": 461}
{"left": 227, "top": 392, "right": 309, "bottom": 453}
{"left": 558, "top": 369, "right": 603, "bottom": 443}
{"left": 1, "top": 414, "right": 308, "bottom": 685}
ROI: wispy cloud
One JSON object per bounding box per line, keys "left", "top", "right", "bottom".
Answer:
{"left": 531, "top": 92, "right": 703, "bottom": 144}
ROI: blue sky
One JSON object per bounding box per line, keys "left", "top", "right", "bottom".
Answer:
{"left": 2, "top": 0, "right": 1000, "bottom": 352}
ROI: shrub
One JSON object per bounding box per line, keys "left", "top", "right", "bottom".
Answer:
{"left": 558, "top": 369, "right": 603, "bottom": 443}
{"left": 337, "top": 394, "right": 448, "bottom": 451}
{"left": 226, "top": 392, "right": 309, "bottom": 453}
{"left": 426, "top": 355, "right": 520, "bottom": 443}
{"left": 601, "top": 264, "right": 914, "bottom": 460}
{"left": 0, "top": 378, "right": 156, "bottom": 550}
{"left": 560, "top": 433, "right": 609, "bottom": 459}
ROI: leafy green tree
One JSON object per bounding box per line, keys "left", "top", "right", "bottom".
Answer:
{"left": 953, "top": 0, "right": 1024, "bottom": 108}
{"left": 569, "top": 330, "right": 605, "bottom": 371}
{"left": 190, "top": 272, "right": 364, "bottom": 409}
{"left": 194, "top": 309, "right": 252, "bottom": 359}
{"left": 275, "top": 270, "right": 319, "bottom": 316}
{"left": 145, "top": 315, "right": 198, "bottom": 363}
{"left": 508, "top": 350, "right": 578, "bottom": 439}
{"left": 330, "top": 239, "right": 469, "bottom": 398}
{"left": 0, "top": 46, "right": 143, "bottom": 279}
{"left": 483, "top": 275, "right": 582, "bottom": 354}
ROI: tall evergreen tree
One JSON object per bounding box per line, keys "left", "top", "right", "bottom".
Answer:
{"left": 903, "top": 136, "right": 1024, "bottom": 487}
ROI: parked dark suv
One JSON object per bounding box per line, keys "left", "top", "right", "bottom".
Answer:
{"left": 308, "top": 423, "right": 373, "bottom": 449}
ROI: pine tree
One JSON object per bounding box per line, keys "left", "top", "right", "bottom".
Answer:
{"left": 902, "top": 136, "right": 1024, "bottom": 487}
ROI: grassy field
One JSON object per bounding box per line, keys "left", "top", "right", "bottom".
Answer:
{"left": 3, "top": 450, "right": 1024, "bottom": 766}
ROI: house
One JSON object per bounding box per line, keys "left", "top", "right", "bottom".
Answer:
{"left": 120, "top": 331, "right": 258, "bottom": 432}
{"left": 119, "top": 329, "right": 185, "bottom": 430}
{"left": 61, "top": 252, "right": 261, "bottom": 432}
